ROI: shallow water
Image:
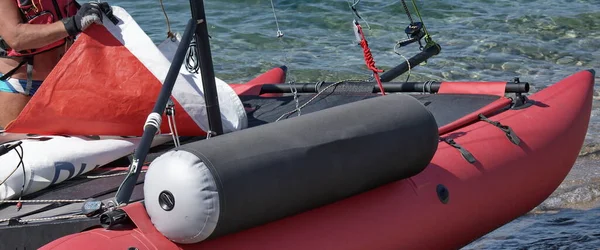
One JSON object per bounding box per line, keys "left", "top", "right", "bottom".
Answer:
{"left": 110, "top": 0, "right": 600, "bottom": 248}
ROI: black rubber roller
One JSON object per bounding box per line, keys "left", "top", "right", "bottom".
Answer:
{"left": 144, "top": 93, "right": 439, "bottom": 244}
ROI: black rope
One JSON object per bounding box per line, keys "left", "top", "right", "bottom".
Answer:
{"left": 185, "top": 37, "right": 200, "bottom": 74}
{"left": 14, "top": 145, "right": 26, "bottom": 210}
{"left": 351, "top": 5, "right": 363, "bottom": 20}
{"left": 0, "top": 144, "right": 27, "bottom": 211}
{"left": 400, "top": 0, "right": 414, "bottom": 24}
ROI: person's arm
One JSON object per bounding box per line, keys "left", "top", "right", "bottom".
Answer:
{"left": 0, "top": 0, "right": 70, "bottom": 51}
{"left": 0, "top": 0, "right": 107, "bottom": 51}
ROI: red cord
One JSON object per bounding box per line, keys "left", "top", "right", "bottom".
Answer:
{"left": 356, "top": 23, "right": 386, "bottom": 95}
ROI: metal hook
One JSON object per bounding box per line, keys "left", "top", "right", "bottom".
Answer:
{"left": 347, "top": 0, "right": 362, "bottom": 19}
{"left": 347, "top": 0, "right": 371, "bottom": 30}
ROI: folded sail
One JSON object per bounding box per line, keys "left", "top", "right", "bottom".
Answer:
{"left": 0, "top": 135, "right": 171, "bottom": 201}
{"left": 6, "top": 6, "right": 247, "bottom": 136}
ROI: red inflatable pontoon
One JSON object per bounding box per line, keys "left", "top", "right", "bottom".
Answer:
{"left": 41, "top": 69, "right": 595, "bottom": 250}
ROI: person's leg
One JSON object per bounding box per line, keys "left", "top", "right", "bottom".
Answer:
{"left": 0, "top": 91, "right": 30, "bottom": 128}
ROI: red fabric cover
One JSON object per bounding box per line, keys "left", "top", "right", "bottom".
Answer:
{"left": 6, "top": 26, "right": 204, "bottom": 136}
{"left": 439, "top": 81, "right": 507, "bottom": 96}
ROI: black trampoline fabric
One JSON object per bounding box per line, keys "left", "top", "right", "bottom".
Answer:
{"left": 241, "top": 92, "right": 500, "bottom": 128}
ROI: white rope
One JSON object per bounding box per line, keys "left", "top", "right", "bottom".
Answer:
{"left": 0, "top": 214, "right": 88, "bottom": 224}
{"left": 0, "top": 144, "right": 24, "bottom": 186}
{"left": 0, "top": 199, "right": 86, "bottom": 204}
{"left": 393, "top": 43, "right": 412, "bottom": 83}
{"left": 144, "top": 112, "right": 162, "bottom": 135}
{"left": 422, "top": 80, "right": 434, "bottom": 94}
{"left": 166, "top": 108, "right": 181, "bottom": 147}
{"left": 85, "top": 170, "right": 147, "bottom": 179}
{"left": 0, "top": 145, "right": 27, "bottom": 202}
{"left": 290, "top": 82, "right": 301, "bottom": 117}
{"left": 171, "top": 110, "right": 180, "bottom": 146}
{"left": 206, "top": 131, "right": 215, "bottom": 139}
{"left": 347, "top": 0, "right": 371, "bottom": 30}
{"left": 0, "top": 163, "right": 20, "bottom": 186}
{"left": 270, "top": 0, "right": 284, "bottom": 38}
{"left": 167, "top": 116, "right": 178, "bottom": 147}
{"left": 275, "top": 79, "right": 364, "bottom": 122}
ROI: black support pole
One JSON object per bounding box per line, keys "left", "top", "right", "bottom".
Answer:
{"left": 259, "top": 81, "right": 530, "bottom": 94}
{"left": 379, "top": 44, "right": 441, "bottom": 82}
{"left": 189, "top": 0, "right": 224, "bottom": 136}
{"left": 114, "top": 19, "right": 198, "bottom": 205}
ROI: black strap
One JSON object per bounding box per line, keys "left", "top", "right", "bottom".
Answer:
{"left": 51, "top": 0, "right": 64, "bottom": 20}
{"left": 478, "top": 114, "right": 520, "bottom": 145}
{"left": 98, "top": 3, "right": 120, "bottom": 25}
{"left": 0, "top": 56, "right": 35, "bottom": 95}
{"left": 441, "top": 137, "right": 476, "bottom": 164}
{"left": 25, "top": 56, "right": 34, "bottom": 95}
{"left": 0, "top": 59, "right": 27, "bottom": 81}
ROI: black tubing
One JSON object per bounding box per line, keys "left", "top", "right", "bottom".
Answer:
{"left": 379, "top": 44, "right": 441, "bottom": 82}
{"left": 260, "top": 81, "right": 530, "bottom": 94}
{"left": 114, "top": 18, "right": 197, "bottom": 205}
{"left": 100, "top": 209, "right": 130, "bottom": 229}
{"left": 190, "top": 0, "right": 224, "bottom": 136}
{"left": 177, "top": 93, "right": 439, "bottom": 238}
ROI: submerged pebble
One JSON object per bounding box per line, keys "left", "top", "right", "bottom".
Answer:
{"left": 556, "top": 56, "right": 576, "bottom": 65}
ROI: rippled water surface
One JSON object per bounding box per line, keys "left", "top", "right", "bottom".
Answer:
{"left": 110, "top": 0, "right": 600, "bottom": 248}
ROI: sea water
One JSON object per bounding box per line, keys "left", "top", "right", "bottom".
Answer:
{"left": 110, "top": 0, "right": 600, "bottom": 248}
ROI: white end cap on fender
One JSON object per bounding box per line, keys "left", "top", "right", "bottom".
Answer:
{"left": 144, "top": 150, "right": 220, "bottom": 244}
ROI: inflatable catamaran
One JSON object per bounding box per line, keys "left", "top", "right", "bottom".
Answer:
{"left": 0, "top": 0, "right": 595, "bottom": 249}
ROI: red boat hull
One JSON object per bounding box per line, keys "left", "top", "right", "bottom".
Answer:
{"left": 41, "top": 70, "right": 595, "bottom": 250}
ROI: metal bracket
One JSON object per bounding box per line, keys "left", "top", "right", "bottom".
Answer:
{"left": 510, "top": 77, "right": 533, "bottom": 110}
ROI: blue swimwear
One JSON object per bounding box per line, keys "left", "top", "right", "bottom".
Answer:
{"left": 0, "top": 73, "right": 43, "bottom": 96}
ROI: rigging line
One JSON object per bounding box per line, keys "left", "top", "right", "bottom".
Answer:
{"left": 185, "top": 37, "right": 200, "bottom": 73}
{"left": 409, "top": 0, "right": 425, "bottom": 28}
{"left": 159, "top": 0, "right": 175, "bottom": 39}
{"left": 355, "top": 22, "right": 385, "bottom": 95}
{"left": 393, "top": 43, "right": 412, "bottom": 82}
{"left": 0, "top": 146, "right": 22, "bottom": 186}
{"left": 0, "top": 214, "right": 88, "bottom": 224}
{"left": 347, "top": 0, "right": 371, "bottom": 30}
{"left": 348, "top": 0, "right": 363, "bottom": 19}
{"left": 409, "top": 0, "right": 437, "bottom": 46}
{"left": 0, "top": 199, "right": 87, "bottom": 204}
{"left": 400, "top": 0, "right": 414, "bottom": 24}
{"left": 275, "top": 79, "right": 366, "bottom": 122}
{"left": 15, "top": 145, "right": 25, "bottom": 210}
{"left": 270, "top": 0, "right": 284, "bottom": 37}
{"left": 269, "top": 0, "right": 296, "bottom": 98}
{"left": 0, "top": 144, "right": 27, "bottom": 212}
{"left": 86, "top": 170, "right": 147, "bottom": 179}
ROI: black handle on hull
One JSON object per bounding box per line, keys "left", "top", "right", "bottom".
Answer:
{"left": 259, "top": 81, "right": 530, "bottom": 94}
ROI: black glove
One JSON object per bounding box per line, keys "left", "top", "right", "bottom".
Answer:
{"left": 62, "top": 2, "right": 110, "bottom": 36}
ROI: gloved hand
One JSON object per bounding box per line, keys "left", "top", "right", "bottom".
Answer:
{"left": 61, "top": 2, "right": 111, "bottom": 37}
